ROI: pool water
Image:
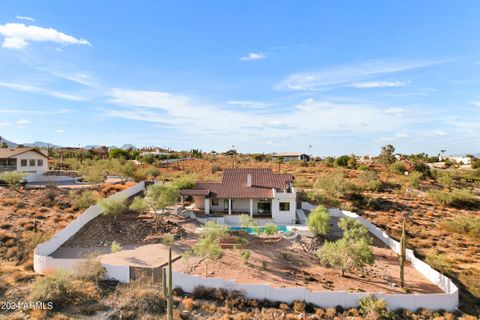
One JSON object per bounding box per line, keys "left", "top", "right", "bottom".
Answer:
{"left": 229, "top": 225, "right": 288, "bottom": 234}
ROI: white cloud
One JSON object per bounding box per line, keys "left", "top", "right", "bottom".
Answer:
{"left": 16, "top": 16, "right": 35, "bottom": 22}
{"left": 419, "top": 130, "right": 448, "bottom": 138}
{"left": 470, "top": 101, "right": 480, "bottom": 107}
{"left": 348, "top": 80, "right": 408, "bottom": 88}
{"left": 54, "top": 129, "right": 64, "bottom": 133}
{"left": 0, "top": 23, "right": 90, "bottom": 49}
{"left": 0, "top": 82, "right": 85, "bottom": 101}
{"left": 106, "top": 89, "right": 412, "bottom": 143}
{"left": 227, "top": 100, "right": 270, "bottom": 109}
{"left": 0, "top": 121, "right": 10, "bottom": 127}
{"left": 16, "top": 119, "right": 31, "bottom": 125}
{"left": 384, "top": 107, "right": 406, "bottom": 116}
{"left": 275, "top": 59, "right": 441, "bottom": 91}
{"left": 239, "top": 52, "right": 266, "bottom": 61}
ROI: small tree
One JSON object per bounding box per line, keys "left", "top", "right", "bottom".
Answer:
{"left": 378, "top": 144, "right": 396, "bottom": 166}
{"left": 276, "top": 156, "right": 284, "bottom": 172}
{"left": 99, "top": 196, "right": 128, "bottom": 220}
{"left": 240, "top": 250, "right": 251, "bottom": 265}
{"left": 144, "top": 184, "right": 179, "bottom": 221}
{"left": 193, "top": 221, "right": 227, "bottom": 277}
{"left": 317, "top": 237, "right": 374, "bottom": 277}
{"left": 0, "top": 171, "right": 25, "bottom": 189}
{"left": 338, "top": 217, "right": 371, "bottom": 243}
{"left": 71, "top": 190, "right": 99, "bottom": 210}
{"left": 307, "top": 205, "right": 330, "bottom": 237}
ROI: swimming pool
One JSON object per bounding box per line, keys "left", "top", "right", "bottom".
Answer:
{"left": 229, "top": 225, "right": 288, "bottom": 234}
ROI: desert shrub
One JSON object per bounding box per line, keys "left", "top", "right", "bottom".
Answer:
{"left": 99, "top": 196, "right": 128, "bottom": 220}
{"left": 29, "top": 270, "right": 73, "bottom": 307}
{"left": 261, "top": 260, "right": 268, "bottom": 270}
{"left": 172, "top": 175, "right": 197, "bottom": 190}
{"left": 440, "top": 216, "right": 480, "bottom": 239}
{"left": 263, "top": 223, "right": 279, "bottom": 236}
{"left": 437, "top": 172, "right": 455, "bottom": 189}
{"left": 459, "top": 270, "right": 480, "bottom": 297}
{"left": 425, "top": 251, "right": 452, "bottom": 274}
{"left": 239, "top": 214, "right": 257, "bottom": 227}
{"left": 428, "top": 189, "right": 479, "bottom": 208}
{"left": 409, "top": 171, "right": 423, "bottom": 188}
{"left": 0, "top": 171, "right": 25, "bottom": 188}
{"left": 161, "top": 233, "right": 175, "bottom": 246}
{"left": 192, "top": 285, "right": 216, "bottom": 300}
{"left": 324, "top": 156, "right": 335, "bottom": 167}
{"left": 75, "top": 258, "right": 106, "bottom": 284}
{"left": 129, "top": 196, "right": 149, "bottom": 213}
{"left": 307, "top": 205, "right": 330, "bottom": 237}
{"left": 358, "top": 295, "right": 391, "bottom": 318}
{"left": 71, "top": 190, "right": 99, "bottom": 210}
{"left": 358, "top": 170, "right": 383, "bottom": 191}
{"left": 311, "top": 172, "right": 355, "bottom": 200}
{"left": 335, "top": 155, "right": 350, "bottom": 168}
{"left": 240, "top": 250, "right": 251, "bottom": 265}
{"left": 111, "top": 241, "right": 123, "bottom": 253}
{"left": 389, "top": 161, "right": 406, "bottom": 175}
{"left": 111, "top": 281, "right": 166, "bottom": 319}
{"left": 182, "top": 297, "right": 195, "bottom": 311}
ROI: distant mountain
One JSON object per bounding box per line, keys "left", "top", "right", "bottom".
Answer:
{"left": 84, "top": 145, "right": 101, "bottom": 150}
{"left": 0, "top": 136, "right": 17, "bottom": 147}
{"left": 24, "top": 141, "right": 61, "bottom": 148}
{"left": 121, "top": 144, "right": 137, "bottom": 150}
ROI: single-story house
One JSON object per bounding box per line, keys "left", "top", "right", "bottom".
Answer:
{"left": 271, "top": 152, "right": 310, "bottom": 162}
{"left": 0, "top": 148, "right": 49, "bottom": 174}
{"left": 180, "top": 168, "right": 297, "bottom": 224}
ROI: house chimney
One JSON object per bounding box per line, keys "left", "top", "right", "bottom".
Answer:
{"left": 247, "top": 173, "right": 252, "bottom": 187}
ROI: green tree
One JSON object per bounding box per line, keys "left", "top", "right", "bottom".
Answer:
{"left": 317, "top": 237, "right": 374, "bottom": 277}
{"left": 99, "top": 196, "right": 128, "bottom": 220}
{"left": 338, "top": 217, "right": 371, "bottom": 243}
{"left": 193, "top": 221, "right": 227, "bottom": 276}
{"left": 359, "top": 170, "right": 382, "bottom": 192}
{"left": 145, "top": 184, "right": 179, "bottom": 217}
{"left": 378, "top": 144, "right": 396, "bottom": 166}
{"left": 276, "top": 156, "right": 284, "bottom": 172}
{"left": 307, "top": 205, "right": 330, "bottom": 237}
{"left": 335, "top": 155, "right": 350, "bottom": 168}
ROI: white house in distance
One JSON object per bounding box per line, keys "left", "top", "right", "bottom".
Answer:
{"left": 271, "top": 152, "right": 310, "bottom": 162}
{"left": 180, "top": 168, "right": 297, "bottom": 224}
{"left": 0, "top": 148, "right": 49, "bottom": 174}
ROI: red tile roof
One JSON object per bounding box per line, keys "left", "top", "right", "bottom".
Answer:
{"left": 180, "top": 168, "right": 293, "bottom": 199}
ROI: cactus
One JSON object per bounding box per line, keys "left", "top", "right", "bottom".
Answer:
{"left": 399, "top": 220, "right": 406, "bottom": 289}
{"left": 161, "top": 266, "right": 167, "bottom": 297}
{"left": 167, "top": 246, "right": 174, "bottom": 320}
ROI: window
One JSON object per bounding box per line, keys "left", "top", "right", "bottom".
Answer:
{"left": 211, "top": 199, "right": 219, "bottom": 206}
{"left": 224, "top": 199, "right": 229, "bottom": 210}
{"left": 29, "top": 159, "right": 35, "bottom": 166}
{"left": 37, "top": 159, "right": 44, "bottom": 166}
{"left": 21, "top": 159, "right": 27, "bottom": 167}
{"left": 279, "top": 202, "right": 290, "bottom": 211}
{"left": 257, "top": 202, "right": 271, "bottom": 214}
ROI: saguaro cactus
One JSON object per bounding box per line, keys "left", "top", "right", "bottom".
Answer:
{"left": 399, "top": 220, "right": 407, "bottom": 289}
{"left": 167, "top": 246, "right": 174, "bottom": 320}
{"left": 161, "top": 267, "right": 167, "bottom": 297}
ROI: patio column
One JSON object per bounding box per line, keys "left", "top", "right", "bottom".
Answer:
{"left": 204, "top": 198, "right": 210, "bottom": 215}
{"left": 249, "top": 199, "right": 253, "bottom": 217}
{"left": 180, "top": 195, "right": 184, "bottom": 208}
{"left": 228, "top": 199, "right": 232, "bottom": 215}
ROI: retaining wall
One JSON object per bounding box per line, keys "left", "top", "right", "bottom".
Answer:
{"left": 33, "top": 182, "right": 145, "bottom": 281}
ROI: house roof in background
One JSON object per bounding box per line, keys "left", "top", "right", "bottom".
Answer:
{"left": 0, "top": 148, "right": 49, "bottom": 159}
{"left": 271, "top": 152, "right": 307, "bottom": 157}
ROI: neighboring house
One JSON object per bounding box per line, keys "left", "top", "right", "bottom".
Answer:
{"left": 439, "top": 156, "right": 472, "bottom": 166}
{"left": 0, "top": 148, "right": 49, "bottom": 174}
{"left": 180, "top": 168, "right": 297, "bottom": 224}
{"left": 271, "top": 152, "right": 310, "bottom": 162}
{"left": 140, "top": 149, "right": 170, "bottom": 157}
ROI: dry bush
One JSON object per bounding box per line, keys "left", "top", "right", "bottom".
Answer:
{"left": 181, "top": 297, "right": 195, "bottom": 311}
{"left": 29, "top": 270, "right": 74, "bottom": 308}
{"left": 110, "top": 281, "right": 166, "bottom": 319}
{"left": 192, "top": 285, "right": 216, "bottom": 300}
{"left": 440, "top": 216, "right": 480, "bottom": 239}
{"left": 75, "top": 258, "right": 106, "bottom": 284}
{"left": 459, "top": 270, "right": 480, "bottom": 297}
{"left": 428, "top": 189, "right": 479, "bottom": 208}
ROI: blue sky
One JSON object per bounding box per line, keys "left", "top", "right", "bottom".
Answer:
{"left": 0, "top": 1, "right": 480, "bottom": 156}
